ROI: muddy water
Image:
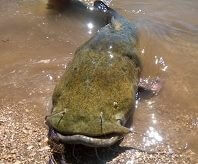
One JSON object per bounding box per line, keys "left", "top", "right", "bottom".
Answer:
{"left": 0, "top": 0, "right": 198, "bottom": 163}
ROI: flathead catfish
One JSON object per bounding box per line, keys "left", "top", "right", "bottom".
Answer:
{"left": 46, "top": 1, "right": 143, "bottom": 147}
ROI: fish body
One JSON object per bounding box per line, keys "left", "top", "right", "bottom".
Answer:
{"left": 46, "top": 1, "right": 141, "bottom": 147}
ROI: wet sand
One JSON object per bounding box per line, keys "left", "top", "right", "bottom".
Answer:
{"left": 0, "top": 0, "right": 198, "bottom": 163}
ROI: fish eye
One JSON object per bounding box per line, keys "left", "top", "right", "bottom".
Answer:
{"left": 113, "top": 101, "right": 118, "bottom": 109}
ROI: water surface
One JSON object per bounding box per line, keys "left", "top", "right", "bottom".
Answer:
{"left": 0, "top": 0, "right": 197, "bottom": 163}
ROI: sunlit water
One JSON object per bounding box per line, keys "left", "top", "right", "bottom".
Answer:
{"left": 0, "top": 0, "right": 197, "bottom": 163}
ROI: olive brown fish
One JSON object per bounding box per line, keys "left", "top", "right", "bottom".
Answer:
{"left": 46, "top": 0, "right": 142, "bottom": 147}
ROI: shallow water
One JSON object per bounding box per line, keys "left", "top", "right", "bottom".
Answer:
{"left": 0, "top": 0, "right": 198, "bottom": 163}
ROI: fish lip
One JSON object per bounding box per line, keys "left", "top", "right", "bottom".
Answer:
{"left": 49, "top": 129, "right": 121, "bottom": 147}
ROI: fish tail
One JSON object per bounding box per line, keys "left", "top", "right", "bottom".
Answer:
{"left": 94, "top": 0, "right": 126, "bottom": 31}
{"left": 94, "top": 0, "right": 118, "bottom": 17}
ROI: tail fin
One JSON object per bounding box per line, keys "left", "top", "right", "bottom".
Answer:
{"left": 94, "top": 1, "right": 125, "bottom": 31}
{"left": 94, "top": 1, "right": 109, "bottom": 12}
{"left": 94, "top": 0, "right": 117, "bottom": 17}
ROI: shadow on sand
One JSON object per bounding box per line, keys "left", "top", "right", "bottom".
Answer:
{"left": 49, "top": 141, "right": 134, "bottom": 164}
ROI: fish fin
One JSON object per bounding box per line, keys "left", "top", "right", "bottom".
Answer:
{"left": 111, "top": 17, "right": 123, "bottom": 31}
{"left": 137, "top": 77, "right": 163, "bottom": 99}
{"left": 94, "top": 1, "right": 110, "bottom": 12}
{"left": 94, "top": 1, "right": 123, "bottom": 31}
{"left": 94, "top": 0, "right": 117, "bottom": 17}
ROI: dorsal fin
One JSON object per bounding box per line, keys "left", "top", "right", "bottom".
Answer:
{"left": 111, "top": 17, "right": 123, "bottom": 31}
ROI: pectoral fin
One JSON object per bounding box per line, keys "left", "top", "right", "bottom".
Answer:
{"left": 137, "top": 77, "right": 163, "bottom": 99}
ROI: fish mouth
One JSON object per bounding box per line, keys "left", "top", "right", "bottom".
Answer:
{"left": 49, "top": 129, "right": 122, "bottom": 147}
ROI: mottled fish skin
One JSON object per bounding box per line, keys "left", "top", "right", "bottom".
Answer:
{"left": 46, "top": 1, "right": 141, "bottom": 138}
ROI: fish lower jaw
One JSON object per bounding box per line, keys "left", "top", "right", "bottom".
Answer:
{"left": 49, "top": 129, "right": 122, "bottom": 147}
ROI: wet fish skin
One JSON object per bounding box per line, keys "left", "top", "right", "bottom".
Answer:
{"left": 46, "top": 0, "right": 141, "bottom": 146}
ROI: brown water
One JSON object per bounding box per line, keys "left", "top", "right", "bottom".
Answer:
{"left": 0, "top": 0, "right": 198, "bottom": 163}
